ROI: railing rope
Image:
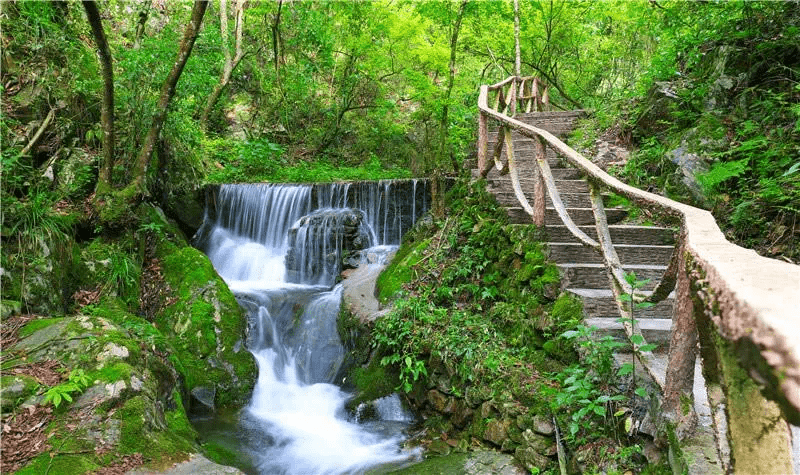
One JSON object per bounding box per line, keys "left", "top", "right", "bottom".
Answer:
{"left": 477, "top": 74, "right": 800, "bottom": 471}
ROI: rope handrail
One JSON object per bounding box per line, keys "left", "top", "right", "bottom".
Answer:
{"left": 476, "top": 76, "right": 800, "bottom": 442}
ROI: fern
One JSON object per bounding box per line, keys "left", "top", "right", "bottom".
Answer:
{"left": 697, "top": 158, "right": 749, "bottom": 193}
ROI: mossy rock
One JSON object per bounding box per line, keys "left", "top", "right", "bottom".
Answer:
{"left": 8, "top": 312, "right": 200, "bottom": 474}
{"left": 155, "top": 240, "right": 255, "bottom": 410}
{"left": 0, "top": 374, "right": 39, "bottom": 413}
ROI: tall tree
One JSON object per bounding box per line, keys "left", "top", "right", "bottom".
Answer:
{"left": 131, "top": 0, "right": 209, "bottom": 194}
{"left": 200, "top": 0, "right": 246, "bottom": 130}
{"left": 82, "top": 1, "right": 115, "bottom": 195}
{"left": 439, "top": 0, "right": 469, "bottom": 175}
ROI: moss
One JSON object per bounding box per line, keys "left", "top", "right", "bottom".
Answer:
{"left": 116, "top": 395, "right": 195, "bottom": 462}
{"left": 202, "top": 441, "right": 240, "bottom": 468}
{"left": 18, "top": 317, "right": 65, "bottom": 338}
{"left": 0, "top": 374, "right": 39, "bottom": 412}
{"left": 91, "top": 362, "right": 136, "bottom": 384}
{"left": 165, "top": 389, "right": 197, "bottom": 441}
{"left": 154, "top": 244, "right": 255, "bottom": 408}
{"left": 15, "top": 453, "right": 98, "bottom": 475}
{"left": 376, "top": 237, "right": 432, "bottom": 302}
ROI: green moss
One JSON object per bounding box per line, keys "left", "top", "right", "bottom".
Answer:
{"left": 376, "top": 237, "right": 432, "bottom": 302}
{"left": 91, "top": 362, "right": 135, "bottom": 384}
{"left": 15, "top": 453, "right": 98, "bottom": 475}
{"left": 18, "top": 317, "right": 65, "bottom": 338}
{"left": 0, "top": 374, "right": 39, "bottom": 412}
{"left": 152, "top": 244, "right": 255, "bottom": 408}
{"left": 116, "top": 395, "right": 195, "bottom": 461}
{"left": 202, "top": 442, "right": 240, "bottom": 468}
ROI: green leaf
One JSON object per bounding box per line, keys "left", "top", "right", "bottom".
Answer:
{"left": 624, "top": 416, "right": 632, "bottom": 433}
{"left": 630, "top": 334, "right": 645, "bottom": 345}
{"left": 783, "top": 161, "right": 800, "bottom": 177}
{"left": 617, "top": 363, "right": 634, "bottom": 376}
{"left": 639, "top": 343, "right": 659, "bottom": 352}
{"left": 593, "top": 405, "right": 606, "bottom": 416}
{"left": 635, "top": 387, "right": 648, "bottom": 398}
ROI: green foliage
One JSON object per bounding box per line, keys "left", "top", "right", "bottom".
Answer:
{"left": 43, "top": 369, "right": 90, "bottom": 408}
{"left": 205, "top": 137, "right": 411, "bottom": 184}
{"left": 373, "top": 179, "right": 579, "bottom": 399}
{"left": 548, "top": 325, "right": 626, "bottom": 442}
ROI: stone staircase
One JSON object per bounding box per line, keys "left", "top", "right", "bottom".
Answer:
{"left": 468, "top": 111, "right": 676, "bottom": 351}
{"left": 467, "top": 111, "right": 729, "bottom": 472}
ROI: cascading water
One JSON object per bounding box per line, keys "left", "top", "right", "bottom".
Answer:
{"left": 195, "top": 181, "right": 428, "bottom": 474}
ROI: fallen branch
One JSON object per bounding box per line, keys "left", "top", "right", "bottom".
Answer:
{"left": 20, "top": 109, "right": 55, "bottom": 156}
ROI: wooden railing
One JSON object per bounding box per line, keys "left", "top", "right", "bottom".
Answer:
{"left": 477, "top": 75, "right": 800, "bottom": 473}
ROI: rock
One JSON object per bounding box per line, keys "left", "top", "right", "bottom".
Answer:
{"left": 668, "top": 145, "right": 709, "bottom": 204}
{"left": 191, "top": 386, "right": 217, "bottom": 413}
{"left": 1, "top": 299, "right": 21, "bottom": 318}
{"left": 97, "top": 342, "right": 130, "bottom": 361}
{"left": 532, "top": 414, "right": 555, "bottom": 436}
{"left": 521, "top": 429, "right": 557, "bottom": 456}
{"left": 484, "top": 418, "right": 512, "bottom": 446}
{"left": 464, "top": 450, "right": 527, "bottom": 475}
{"left": 594, "top": 139, "right": 630, "bottom": 170}
{"left": 0, "top": 374, "right": 38, "bottom": 412}
{"left": 428, "top": 439, "right": 452, "bottom": 455}
{"left": 427, "top": 389, "right": 450, "bottom": 413}
{"left": 514, "top": 445, "right": 551, "bottom": 473}
{"left": 155, "top": 243, "right": 256, "bottom": 408}
{"left": 128, "top": 453, "right": 245, "bottom": 475}
{"left": 285, "top": 208, "right": 372, "bottom": 282}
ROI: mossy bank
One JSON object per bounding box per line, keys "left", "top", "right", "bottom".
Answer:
{"left": 1, "top": 204, "right": 255, "bottom": 473}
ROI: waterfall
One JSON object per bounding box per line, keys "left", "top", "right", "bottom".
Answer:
{"left": 196, "top": 180, "right": 428, "bottom": 475}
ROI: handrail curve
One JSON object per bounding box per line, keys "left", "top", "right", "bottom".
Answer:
{"left": 477, "top": 76, "right": 800, "bottom": 433}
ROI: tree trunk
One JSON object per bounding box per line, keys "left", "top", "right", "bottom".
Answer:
{"left": 131, "top": 0, "right": 209, "bottom": 194}
{"left": 439, "top": 0, "right": 468, "bottom": 175}
{"left": 82, "top": 1, "right": 115, "bottom": 194}
{"left": 271, "top": 0, "right": 284, "bottom": 93}
{"left": 200, "top": 0, "right": 245, "bottom": 130}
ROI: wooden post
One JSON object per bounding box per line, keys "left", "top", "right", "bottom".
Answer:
{"left": 478, "top": 111, "right": 488, "bottom": 174}
{"left": 662, "top": 237, "right": 698, "bottom": 437}
{"left": 531, "top": 136, "right": 546, "bottom": 225}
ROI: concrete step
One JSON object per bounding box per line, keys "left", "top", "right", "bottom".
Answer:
{"left": 545, "top": 224, "right": 676, "bottom": 246}
{"left": 474, "top": 164, "right": 573, "bottom": 180}
{"left": 558, "top": 263, "right": 666, "bottom": 290}
{"left": 585, "top": 317, "right": 672, "bottom": 349}
{"left": 490, "top": 178, "right": 589, "bottom": 193}
{"left": 493, "top": 191, "right": 591, "bottom": 208}
{"left": 507, "top": 207, "right": 628, "bottom": 226}
{"left": 548, "top": 243, "right": 674, "bottom": 266}
{"left": 515, "top": 110, "right": 587, "bottom": 121}
{"left": 568, "top": 288, "right": 675, "bottom": 319}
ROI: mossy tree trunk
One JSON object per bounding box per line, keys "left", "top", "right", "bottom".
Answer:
{"left": 200, "top": 0, "right": 246, "bottom": 131}
{"left": 82, "top": 1, "right": 115, "bottom": 196}
{"left": 439, "top": 0, "right": 469, "bottom": 175}
{"left": 130, "top": 0, "right": 209, "bottom": 195}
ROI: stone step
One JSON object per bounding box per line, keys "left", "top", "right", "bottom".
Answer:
{"left": 545, "top": 224, "right": 677, "bottom": 246}
{"left": 485, "top": 141, "right": 562, "bottom": 155}
{"left": 515, "top": 110, "right": 587, "bottom": 121}
{"left": 558, "top": 263, "right": 666, "bottom": 290}
{"left": 568, "top": 288, "right": 675, "bottom": 319}
{"left": 548, "top": 243, "right": 674, "bottom": 266}
{"left": 585, "top": 317, "right": 673, "bottom": 349}
{"left": 507, "top": 207, "right": 628, "bottom": 226}
{"left": 471, "top": 158, "right": 563, "bottom": 175}
{"left": 479, "top": 167, "right": 581, "bottom": 180}
{"left": 490, "top": 178, "right": 589, "bottom": 194}
{"left": 493, "top": 191, "right": 591, "bottom": 208}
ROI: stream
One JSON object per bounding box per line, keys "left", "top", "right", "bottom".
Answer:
{"left": 193, "top": 181, "right": 428, "bottom": 475}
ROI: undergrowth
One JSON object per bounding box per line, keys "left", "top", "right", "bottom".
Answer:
{"left": 372, "top": 179, "right": 664, "bottom": 472}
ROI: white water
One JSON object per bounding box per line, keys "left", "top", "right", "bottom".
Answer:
{"left": 198, "top": 182, "right": 427, "bottom": 475}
